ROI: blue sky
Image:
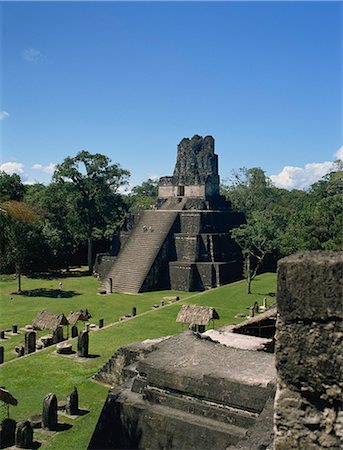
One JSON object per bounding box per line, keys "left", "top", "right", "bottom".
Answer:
{"left": 1, "top": 1, "right": 342, "bottom": 190}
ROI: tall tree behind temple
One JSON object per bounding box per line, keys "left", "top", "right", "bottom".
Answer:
{"left": 127, "top": 178, "right": 159, "bottom": 210}
{"left": 53, "top": 151, "right": 130, "bottom": 273}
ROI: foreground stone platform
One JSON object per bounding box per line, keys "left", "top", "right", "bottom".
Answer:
{"left": 89, "top": 331, "right": 276, "bottom": 449}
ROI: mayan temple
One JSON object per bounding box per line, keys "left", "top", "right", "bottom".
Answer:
{"left": 96, "top": 135, "right": 244, "bottom": 294}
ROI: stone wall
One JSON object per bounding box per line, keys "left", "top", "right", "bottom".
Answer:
{"left": 274, "top": 251, "right": 343, "bottom": 449}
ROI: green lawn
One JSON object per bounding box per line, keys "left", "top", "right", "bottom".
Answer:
{"left": 0, "top": 272, "right": 276, "bottom": 450}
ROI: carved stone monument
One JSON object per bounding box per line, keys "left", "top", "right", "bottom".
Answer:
{"left": 77, "top": 331, "right": 89, "bottom": 357}
{"left": 66, "top": 387, "right": 79, "bottom": 416}
{"left": 0, "top": 418, "right": 16, "bottom": 448}
{"left": 24, "top": 331, "right": 36, "bottom": 354}
{"left": 52, "top": 326, "right": 64, "bottom": 344}
{"left": 15, "top": 420, "right": 33, "bottom": 449}
{"left": 71, "top": 325, "right": 78, "bottom": 338}
{"left": 42, "top": 393, "right": 58, "bottom": 431}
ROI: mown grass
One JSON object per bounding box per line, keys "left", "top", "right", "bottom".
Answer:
{"left": 0, "top": 272, "right": 276, "bottom": 450}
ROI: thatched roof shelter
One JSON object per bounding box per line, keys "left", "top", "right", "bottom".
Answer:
{"left": 32, "top": 310, "right": 69, "bottom": 331}
{"left": 0, "top": 388, "right": 17, "bottom": 406}
{"left": 176, "top": 305, "right": 219, "bottom": 326}
{"left": 67, "top": 309, "right": 91, "bottom": 326}
{"left": 230, "top": 306, "right": 276, "bottom": 338}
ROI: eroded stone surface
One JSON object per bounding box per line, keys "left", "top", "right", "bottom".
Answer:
{"left": 275, "top": 252, "right": 343, "bottom": 450}
{"left": 277, "top": 251, "right": 343, "bottom": 321}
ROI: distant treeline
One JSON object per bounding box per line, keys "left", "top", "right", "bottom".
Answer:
{"left": 0, "top": 152, "right": 342, "bottom": 284}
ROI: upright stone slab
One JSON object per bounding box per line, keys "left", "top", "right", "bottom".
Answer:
{"left": 42, "top": 393, "right": 58, "bottom": 431}
{"left": 52, "top": 326, "right": 64, "bottom": 344}
{"left": 98, "top": 318, "right": 104, "bottom": 329}
{"left": 0, "top": 418, "right": 16, "bottom": 448}
{"left": 0, "top": 347, "right": 3, "bottom": 364}
{"left": 253, "top": 301, "right": 259, "bottom": 314}
{"left": 24, "top": 331, "right": 36, "bottom": 354}
{"left": 71, "top": 325, "right": 78, "bottom": 338}
{"left": 12, "top": 324, "right": 18, "bottom": 334}
{"left": 66, "top": 387, "right": 79, "bottom": 416}
{"left": 77, "top": 331, "right": 89, "bottom": 357}
{"left": 132, "top": 307, "right": 137, "bottom": 317}
{"left": 15, "top": 420, "right": 33, "bottom": 449}
{"left": 274, "top": 251, "right": 343, "bottom": 450}
{"left": 0, "top": 331, "right": 4, "bottom": 339}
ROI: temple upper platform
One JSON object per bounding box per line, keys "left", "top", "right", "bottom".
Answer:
{"left": 158, "top": 135, "right": 220, "bottom": 199}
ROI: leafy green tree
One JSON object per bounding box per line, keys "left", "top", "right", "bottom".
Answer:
{"left": 0, "top": 200, "right": 40, "bottom": 291}
{"left": 128, "top": 178, "right": 159, "bottom": 210}
{"left": 53, "top": 151, "right": 130, "bottom": 272}
{"left": 0, "top": 172, "right": 25, "bottom": 201}
{"left": 25, "top": 182, "right": 79, "bottom": 269}
{"left": 231, "top": 213, "right": 278, "bottom": 294}
{"left": 222, "top": 167, "right": 276, "bottom": 217}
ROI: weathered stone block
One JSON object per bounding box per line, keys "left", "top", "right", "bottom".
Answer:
{"left": 42, "top": 393, "right": 58, "bottom": 431}
{"left": 174, "top": 235, "right": 198, "bottom": 262}
{"left": 0, "top": 418, "right": 16, "bottom": 448}
{"left": 77, "top": 331, "right": 89, "bottom": 357}
{"left": 15, "top": 420, "right": 33, "bottom": 449}
{"left": 24, "top": 331, "right": 36, "bottom": 354}
{"left": 274, "top": 382, "right": 342, "bottom": 449}
{"left": 275, "top": 319, "right": 343, "bottom": 398}
{"left": 277, "top": 252, "right": 343, "bottom": 321}
{"left": 66, "top": 387, "right": 78, "bottom": 416}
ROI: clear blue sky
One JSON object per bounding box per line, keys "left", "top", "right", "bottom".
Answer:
{"left": 1, "top": 1, "right": 342, "bottom": 190}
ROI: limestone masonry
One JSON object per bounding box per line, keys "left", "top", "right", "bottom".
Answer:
{"left": 96, "top": 135, "right": 244, "bottom": 293}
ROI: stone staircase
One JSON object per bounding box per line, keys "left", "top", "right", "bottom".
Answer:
{"left": 99, "top": 206, "right": 184, "bottom": 294}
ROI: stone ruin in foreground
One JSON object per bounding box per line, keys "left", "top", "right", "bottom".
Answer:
{"left": 89, "top": 251, "right": 342, "bottom": 449}
{"left": 96, "top": 135, "right": 244, "bottom": 293}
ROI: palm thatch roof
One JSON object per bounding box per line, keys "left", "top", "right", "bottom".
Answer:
{"left": 32, "top": 310, "right": 69, "bottom": 331}
{"left": 0, "top": 388, "right": 18, "bottom": 406}
{"left": 232, "top": 306, "right": 276, "bottom": 331}
{"left": 226, "top": 305, "right": 277, "bottom": 339}
{"left": 176, "top": 305, "right": 219, "bottom": 326}
{"left": 67, "top": 309, "right": 91, "bottom": 326}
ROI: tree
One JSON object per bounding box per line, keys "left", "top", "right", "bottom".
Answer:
{"left": 128, "top": 178, "right": 159, "bottom": 210}
{"left": 0, "top": 200, "right": 39, "bottom": 291}
{"left": 24, "top": 183, "right": 79, "bottom": 269}
{"left": 222, "top": 167, "right": 275, "bottom": 217}
{"left": 0, "top": 172, "right": 25, "bottom": 201}
{"left": 231, "top": 213, "right": 278, "bottom": 294}
{"left": 53, "top": 151, "right": 130, "bottom": 272}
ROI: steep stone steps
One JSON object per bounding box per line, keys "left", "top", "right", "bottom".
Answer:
{"left": 101, "top": 209, "right": 182, "bottom": 293}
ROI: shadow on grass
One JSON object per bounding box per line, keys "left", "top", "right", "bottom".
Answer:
{"left": 77, "top": 408, "right": 89, "bottom": 417}
{"left": 57, "top": 423, "right": 73, "bottom": 432}
{"left": 13, "top": 289, "right": 81, "bottom": 298}
{"left": 27, "top": 269, "right": 90, "bottom": 280}
{"left": 250, "top": 291, "right": 276, "bottom": 297}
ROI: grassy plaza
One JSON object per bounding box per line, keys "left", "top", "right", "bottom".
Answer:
{"left": 0, "top": 272, "right": 276, "bottom": 449}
